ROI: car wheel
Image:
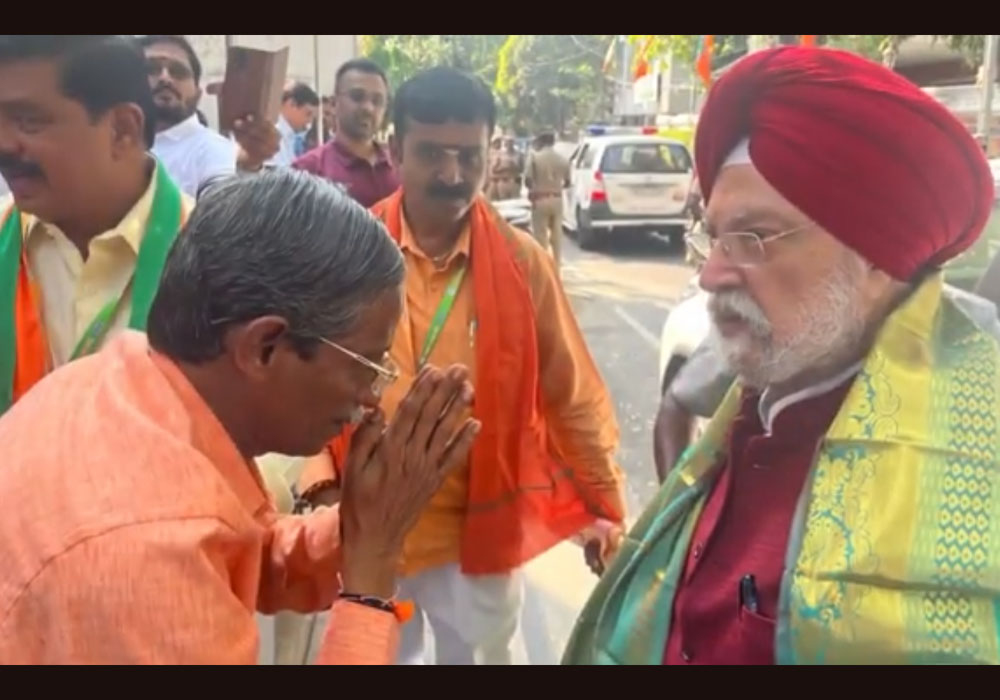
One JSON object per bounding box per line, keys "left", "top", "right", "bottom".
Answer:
{"left": 665, "top": 225, "right": 687, "bottom": 254}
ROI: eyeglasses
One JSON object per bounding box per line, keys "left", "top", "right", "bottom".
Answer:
{"left": 207, "top": 317, "right": 399, "bottom": 396}
{"left": 685, "top": 222, "right": 812, "bottom": 267}
{"left": 317, "top": 336, "right": 399, "bottom": 397}
{"left": 146, "top": 58, "right": 193, "bottom": 82}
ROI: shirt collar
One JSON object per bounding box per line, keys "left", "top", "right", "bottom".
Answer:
{"left": 24, "top": 160, "right": 160, "bottom": 256}
{"left": 155, "top": 113, "right": 203, "bottom": 143}
{"left": 277, "top": 114, "right": 296, "bottom": 138}
{"left": 758, "top": 359, "right": 864, "bottom": 435}
{"left": 399, "top": 209, "right": 471, "bottom": 267}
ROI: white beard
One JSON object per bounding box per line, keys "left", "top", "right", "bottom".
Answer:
{"left": 709, "top": 253, "right": 870, "bottom": 389}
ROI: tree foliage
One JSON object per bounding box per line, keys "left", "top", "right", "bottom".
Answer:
{"left": 494, "top": 35, "right": 614, "bottom": 135}
{"left": 360, "top": 35, "right": 615, "bottom": 136}
{"left": 359, "top": 35, "right": 508, "bottom": 92}
{"left": 633, "top": 34, "right": 986, "bottom": 70}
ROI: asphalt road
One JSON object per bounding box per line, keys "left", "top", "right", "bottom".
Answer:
{"left": 512, "top": 227, "right": 695, "bottom": 664}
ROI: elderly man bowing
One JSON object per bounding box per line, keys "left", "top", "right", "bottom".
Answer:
{"left": 565, "top": 46, "right": 1000, "bottom": 665}
{"left": 0, "top": 171, "right": 481, "bottom": 664}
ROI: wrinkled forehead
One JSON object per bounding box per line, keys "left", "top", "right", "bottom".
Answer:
{"left": 706, "top": 161, "right": 808, "bottom": 231}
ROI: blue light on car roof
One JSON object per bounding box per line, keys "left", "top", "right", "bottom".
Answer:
{"left": 586, "top": 125, "right": 607, "bottom": 136}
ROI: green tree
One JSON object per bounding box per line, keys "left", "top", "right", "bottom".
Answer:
{"left": 494, "top": 35, "right": 614, "bottom": 135}
{"left": 359, "top": 35, "right": 508, "bottom": 92}
{"left": 627, "top": 35, "right": 747, "bottom": 66}
{"left": 634, "top": 34, "right": 986, "bottom": 71}
{"left": 828, "top": 35, "right": 985, "bottom": 66}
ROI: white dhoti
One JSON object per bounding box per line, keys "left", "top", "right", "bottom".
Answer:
{"left": 396, "top": 562, "right": 524, "bottom": 665}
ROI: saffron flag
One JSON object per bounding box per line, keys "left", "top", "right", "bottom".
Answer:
{"left": 634, "top": 36, "right": 654, "bottom": 80}
{"left": 696, "top": 35, "right": 714, "bottom": 88}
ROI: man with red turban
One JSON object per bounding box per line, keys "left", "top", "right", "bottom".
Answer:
{"left": 565, "top": 46, "right": 1000, "bottom": 665}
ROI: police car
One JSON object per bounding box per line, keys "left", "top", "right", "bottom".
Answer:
{"left": 564, "top": 126, "right": 695, "bottom": 250}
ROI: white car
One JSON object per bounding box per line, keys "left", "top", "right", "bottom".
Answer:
{"left": 564, "top": 134, "right": 694, "bottom": 250}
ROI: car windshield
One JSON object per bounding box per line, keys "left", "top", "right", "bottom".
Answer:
{"left": 600, "top": 142, "right": 691, "bottom": 174}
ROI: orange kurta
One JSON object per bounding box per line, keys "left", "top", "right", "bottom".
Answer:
{"left": 0, "top": 332, "right": 397, "bottom": 665}
{"left": 387, "top": 213, "right": 623, "bottom": 576}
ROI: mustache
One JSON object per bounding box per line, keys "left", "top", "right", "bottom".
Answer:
{"left": 427, "top": 181, "right": 473, "bottom": 200}
{"left": 709, "top": 290, "right": 771, "bottom": 337}
{"left": 0, "top": 153, "right": 44, "bottom": 179}
{"left": 153, "top": 83, "right": 181, "bottom": 100}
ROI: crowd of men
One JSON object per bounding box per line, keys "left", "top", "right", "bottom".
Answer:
{"left": 1, "top": 34, "right": 999, "bottom": 666}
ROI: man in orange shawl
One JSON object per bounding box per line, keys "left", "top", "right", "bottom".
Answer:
{"left": 0, "top": 36, "right": 194, "bottom": 414}
{"left": 0, "top": 170, "right": 483, "bottom": 664}
{"left": 298, "top": 67, "right": 627, "bottom": 665}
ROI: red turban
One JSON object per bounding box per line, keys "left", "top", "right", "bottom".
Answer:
{"left": 695, "top": 47, "right": 995, "bottom": 280}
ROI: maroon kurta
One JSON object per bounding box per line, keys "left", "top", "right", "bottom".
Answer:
{"left": 663, "top": 376, "right": 855, "bottom": 665}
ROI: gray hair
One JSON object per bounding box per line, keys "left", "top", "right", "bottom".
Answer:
{"left": 147, "top": 169, "right": 404, "bottom": 363}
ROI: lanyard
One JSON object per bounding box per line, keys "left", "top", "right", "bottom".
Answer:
{"left": 417, "top": 262, "right": 467, "bottom": 369}
{"left": 0, "top": 163, "right": 182, "bottom": 410}
{"left": 69, "top": 278, "right": 134, "bottom": 360}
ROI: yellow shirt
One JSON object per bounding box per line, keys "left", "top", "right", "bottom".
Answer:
{"left": 0, "top": 167, "right": 194, "bottom": 368}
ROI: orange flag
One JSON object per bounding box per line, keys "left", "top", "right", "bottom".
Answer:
{"left": 696, "top": 35, "right": 715, "bottom": 88}
{"left": 634, "top": 36, "right": 654, "bottom": 80}
{"left": 801, "top": 35, "right": 818, "bottom": 47}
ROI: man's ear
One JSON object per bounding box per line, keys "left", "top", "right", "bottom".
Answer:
{"left": 109, "top": 103, "right": 146, "bottom": 155}
{"left": 227, "top": 316, "right": 292, "bottom": 381}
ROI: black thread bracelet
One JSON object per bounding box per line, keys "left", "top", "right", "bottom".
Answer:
{"left": 339, "top": 592, "right": 396, "bottom": 615}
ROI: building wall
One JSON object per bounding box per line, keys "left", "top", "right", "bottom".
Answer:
{"left": 658, "top": 59, "right": 704, "bottom": 116}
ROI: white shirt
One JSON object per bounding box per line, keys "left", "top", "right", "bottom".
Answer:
{"left": 151, "top": 113, "right": 236, "bottom": 198}
{"left": 269, "top": 114, "right": 299, "bottom": 168}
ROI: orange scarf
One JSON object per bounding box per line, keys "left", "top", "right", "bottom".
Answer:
{"left": 11, "top": 230, "right": 48, "bottom": 404}
{"left": 329, "top": 191, "right": 600, "bottom": 574}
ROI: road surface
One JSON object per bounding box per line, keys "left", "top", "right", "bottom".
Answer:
{"left": 513, "top": 229, "right": 693, "bottom": 664}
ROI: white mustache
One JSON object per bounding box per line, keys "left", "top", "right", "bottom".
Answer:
{"left": 709, "top": 290, "right": 771, "bottom": 336}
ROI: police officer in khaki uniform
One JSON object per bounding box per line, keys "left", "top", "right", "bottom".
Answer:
{"left": 488, "top": 136, "right": 523, "bottom": 201}
{"left": 524, "top": 130, "right": 570, "bottom": 269}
